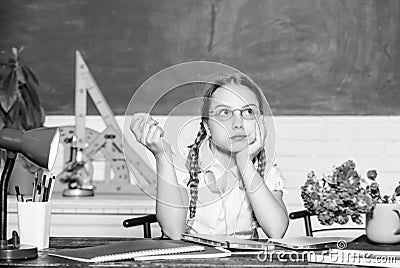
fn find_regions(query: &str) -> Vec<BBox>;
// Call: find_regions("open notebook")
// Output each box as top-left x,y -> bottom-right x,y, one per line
268,236 -> 355,250
181,233 -> 274,251
48,240 -> 204,263
182,233 -> 355,251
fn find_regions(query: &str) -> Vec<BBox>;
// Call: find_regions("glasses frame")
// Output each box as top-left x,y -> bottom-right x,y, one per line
209,105 -> 261,121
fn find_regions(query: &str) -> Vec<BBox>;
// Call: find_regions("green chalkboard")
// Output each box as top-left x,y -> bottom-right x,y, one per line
0,0 -> 399,115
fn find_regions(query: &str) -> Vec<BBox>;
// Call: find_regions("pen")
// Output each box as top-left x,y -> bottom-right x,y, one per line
42,186 -> 48,202
41,175 -> 47,202
46,176 -> 55,202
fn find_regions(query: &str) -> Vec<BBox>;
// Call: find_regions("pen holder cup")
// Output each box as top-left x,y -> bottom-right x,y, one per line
17,201 -> 52,250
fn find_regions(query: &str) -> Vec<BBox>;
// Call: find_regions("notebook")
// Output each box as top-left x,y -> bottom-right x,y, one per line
268,236 -> 355,250
134,245 -> 231,260
48,240 -> 204,263
181,233 -> 274,251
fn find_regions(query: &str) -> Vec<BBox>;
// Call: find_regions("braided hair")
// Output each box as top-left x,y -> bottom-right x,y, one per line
186,121 -> 208,219
185,73 -> 267,233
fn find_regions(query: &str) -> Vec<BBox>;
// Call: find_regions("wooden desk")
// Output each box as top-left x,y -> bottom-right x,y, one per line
7,193 -> 161,238
0,237 -> 350,267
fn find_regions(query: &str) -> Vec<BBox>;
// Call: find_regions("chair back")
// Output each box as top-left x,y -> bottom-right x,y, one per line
289,210 -> 365,237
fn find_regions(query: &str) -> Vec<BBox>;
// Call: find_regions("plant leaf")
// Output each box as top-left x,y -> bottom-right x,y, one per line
0,69 -> 18,112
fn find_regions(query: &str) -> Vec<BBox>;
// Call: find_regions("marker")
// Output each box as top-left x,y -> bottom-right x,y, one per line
15,185 -> 21,202
14,186 -> 24,202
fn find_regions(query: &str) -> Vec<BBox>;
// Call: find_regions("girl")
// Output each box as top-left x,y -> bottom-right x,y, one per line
131,74 -> 289,240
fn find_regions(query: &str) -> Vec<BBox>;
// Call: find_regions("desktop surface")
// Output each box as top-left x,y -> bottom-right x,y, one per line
0,237 -> 354,267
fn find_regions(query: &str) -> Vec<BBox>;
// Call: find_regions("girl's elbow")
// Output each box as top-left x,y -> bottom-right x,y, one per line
162,230 -> 183,240
158,219 -> 186,240
266,226 -> 287,239
263,217 -> 289,238
278,215 -> 290,237
273,226 -> 288,238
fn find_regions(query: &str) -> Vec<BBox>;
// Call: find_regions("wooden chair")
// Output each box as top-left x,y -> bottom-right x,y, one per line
123,214 -> 158,238
289,209 -> 364,237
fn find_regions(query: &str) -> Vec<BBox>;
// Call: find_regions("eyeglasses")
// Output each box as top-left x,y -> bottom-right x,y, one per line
209,105 -> 260,121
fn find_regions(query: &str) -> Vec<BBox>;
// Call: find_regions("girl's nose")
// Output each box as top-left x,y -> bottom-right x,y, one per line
231,111 -> 244,129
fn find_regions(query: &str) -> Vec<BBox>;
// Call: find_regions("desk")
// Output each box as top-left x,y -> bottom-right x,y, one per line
0,237 -> 352,267
7,193 -> 161,237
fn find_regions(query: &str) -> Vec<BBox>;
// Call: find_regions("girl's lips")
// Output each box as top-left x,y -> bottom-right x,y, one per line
230,135 -> 247,140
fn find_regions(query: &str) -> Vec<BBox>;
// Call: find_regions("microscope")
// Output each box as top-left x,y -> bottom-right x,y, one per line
59,135 -> 94,197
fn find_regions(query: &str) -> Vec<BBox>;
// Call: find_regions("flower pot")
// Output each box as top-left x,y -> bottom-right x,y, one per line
366,203 -> 400,244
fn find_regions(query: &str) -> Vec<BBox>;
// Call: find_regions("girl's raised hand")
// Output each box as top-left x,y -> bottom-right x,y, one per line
236,115 -> 267,162
130,113 -> 169,156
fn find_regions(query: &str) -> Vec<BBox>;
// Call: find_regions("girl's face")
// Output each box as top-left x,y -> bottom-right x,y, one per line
207,83 -> 261,154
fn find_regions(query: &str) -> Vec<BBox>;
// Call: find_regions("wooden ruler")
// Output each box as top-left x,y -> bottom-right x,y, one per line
57,51 -> 157,195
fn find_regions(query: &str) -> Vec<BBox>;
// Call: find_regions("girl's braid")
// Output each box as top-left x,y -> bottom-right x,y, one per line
251,148 -> 266,233
186,121 -> 207,219
256,148 -> 266,178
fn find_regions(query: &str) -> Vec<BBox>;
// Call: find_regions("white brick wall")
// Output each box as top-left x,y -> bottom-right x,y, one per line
44,115 -> 400,237
274,116 -> 400,237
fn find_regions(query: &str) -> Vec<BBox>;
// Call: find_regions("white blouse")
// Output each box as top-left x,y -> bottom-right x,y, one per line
177,140 -> 287,239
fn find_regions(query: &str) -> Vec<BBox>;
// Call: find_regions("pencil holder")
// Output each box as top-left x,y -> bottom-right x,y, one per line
17,201 -> 52,250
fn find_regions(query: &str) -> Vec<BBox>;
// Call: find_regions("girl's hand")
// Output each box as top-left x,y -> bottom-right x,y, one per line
130,113 -> 170,156
236,116 -> 267,162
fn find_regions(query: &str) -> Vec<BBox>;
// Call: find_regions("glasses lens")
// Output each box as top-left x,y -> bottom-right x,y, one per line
214,107 -> 232,120
241,107 -> 258,119
211,106 -> 260,121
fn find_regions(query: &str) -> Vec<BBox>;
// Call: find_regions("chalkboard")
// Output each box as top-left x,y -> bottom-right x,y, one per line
0,0 -> 399,115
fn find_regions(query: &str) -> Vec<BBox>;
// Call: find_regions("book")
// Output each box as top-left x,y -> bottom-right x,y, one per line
48,240 -> 204,263
308,235 -> 400,267
181,233 -> 274,251
268,236 -> 355,250
308,252 -> 399,267
329,235 -> 400,256
134,245 -> 231,260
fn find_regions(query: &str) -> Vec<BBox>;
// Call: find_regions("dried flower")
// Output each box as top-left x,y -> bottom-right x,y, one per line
367,170 -> 378,180
301,160 -> 380,226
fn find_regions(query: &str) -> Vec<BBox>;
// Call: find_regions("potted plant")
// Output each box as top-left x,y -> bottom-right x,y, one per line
301,160 -> 400,243
0,47 -> 46,195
